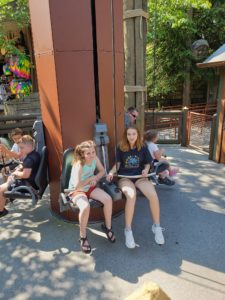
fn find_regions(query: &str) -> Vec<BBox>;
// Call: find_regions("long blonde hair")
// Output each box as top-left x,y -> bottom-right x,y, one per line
119,125 -> 143,152
73,140 -> 96,165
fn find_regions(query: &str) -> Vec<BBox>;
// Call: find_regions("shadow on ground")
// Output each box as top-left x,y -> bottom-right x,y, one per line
0,146 -> 225,300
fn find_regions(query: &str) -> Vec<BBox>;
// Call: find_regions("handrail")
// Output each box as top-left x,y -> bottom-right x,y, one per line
0,113 -> 41,134
0,113 -> 40,121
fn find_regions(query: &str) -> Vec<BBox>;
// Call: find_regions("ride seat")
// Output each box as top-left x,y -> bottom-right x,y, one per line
4,146 -> 48,205
59,148 -> 103,212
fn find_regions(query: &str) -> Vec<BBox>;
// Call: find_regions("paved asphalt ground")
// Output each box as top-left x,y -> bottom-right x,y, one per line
0,146 -> 225,300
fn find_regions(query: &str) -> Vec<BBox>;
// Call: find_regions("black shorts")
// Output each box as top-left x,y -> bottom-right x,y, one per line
130,178 -> 140,184
120,177 -> 145,184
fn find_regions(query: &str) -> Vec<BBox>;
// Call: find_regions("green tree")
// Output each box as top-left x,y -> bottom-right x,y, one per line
147,0 -> 225,106
0,0 -> 30,57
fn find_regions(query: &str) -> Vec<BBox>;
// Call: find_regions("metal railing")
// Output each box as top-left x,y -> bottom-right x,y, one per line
0,114 -> 40,135
188,111 -> 214,153
145,111 -> 182,143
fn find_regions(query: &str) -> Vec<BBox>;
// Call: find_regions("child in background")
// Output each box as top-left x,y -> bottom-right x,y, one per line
0,135 -> 40,218
0,128 -> 24,161
0,128 -> 24,180
144,130 -> 179,186
68,140 -> 115,254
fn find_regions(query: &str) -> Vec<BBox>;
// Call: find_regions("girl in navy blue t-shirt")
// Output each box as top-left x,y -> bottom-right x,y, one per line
107,125 -> 165,248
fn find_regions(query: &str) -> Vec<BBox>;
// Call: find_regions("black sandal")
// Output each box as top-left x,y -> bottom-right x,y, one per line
79,236 -> 92,254
101,224 -> 116,243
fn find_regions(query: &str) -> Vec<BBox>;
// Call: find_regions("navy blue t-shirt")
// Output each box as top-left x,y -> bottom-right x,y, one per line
116,146 -> 153,176
22,150 -> 40,188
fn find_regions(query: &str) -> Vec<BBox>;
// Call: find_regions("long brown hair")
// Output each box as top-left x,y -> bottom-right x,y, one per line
73,140 -> 96,165
119,125 -> 143,152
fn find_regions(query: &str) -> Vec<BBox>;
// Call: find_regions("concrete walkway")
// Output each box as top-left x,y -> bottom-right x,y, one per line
0,146 -> 225,300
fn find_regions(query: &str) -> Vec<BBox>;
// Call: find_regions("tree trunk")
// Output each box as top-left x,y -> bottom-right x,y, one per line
182,8 -> 193,107
182,63 -> 191,107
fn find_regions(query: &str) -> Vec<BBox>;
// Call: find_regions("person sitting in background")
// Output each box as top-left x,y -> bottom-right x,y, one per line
0,128 -> 23,161
0,135 -> 40,218
144,130 -> 179,186
124,107 -> 139,128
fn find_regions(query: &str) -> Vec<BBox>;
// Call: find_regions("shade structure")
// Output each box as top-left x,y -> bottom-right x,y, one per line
197,44 -> 225,68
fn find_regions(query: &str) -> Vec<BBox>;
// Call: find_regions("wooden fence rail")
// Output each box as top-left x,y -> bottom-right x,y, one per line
0,114 -> 41,135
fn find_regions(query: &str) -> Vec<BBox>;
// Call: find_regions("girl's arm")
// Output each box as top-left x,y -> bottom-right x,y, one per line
95,156 -> 106,180
109,162 -> 121,175
106,162 -> 121,181
142,164 -> 151,177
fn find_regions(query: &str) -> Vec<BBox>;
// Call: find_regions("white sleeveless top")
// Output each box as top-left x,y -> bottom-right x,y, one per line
68,160 -> 97,192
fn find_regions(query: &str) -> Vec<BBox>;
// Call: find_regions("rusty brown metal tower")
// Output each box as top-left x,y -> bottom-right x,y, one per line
29,0 -> 124,221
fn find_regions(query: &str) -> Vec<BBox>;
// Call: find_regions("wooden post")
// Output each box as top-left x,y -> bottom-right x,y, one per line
123,0 -> 135,108
215,100 -> 225,162
181,107 -> 189,146
135,0 -> 147,133
123,0 -> 148,133
209,113 -> 217,160
214,72 -> 225,162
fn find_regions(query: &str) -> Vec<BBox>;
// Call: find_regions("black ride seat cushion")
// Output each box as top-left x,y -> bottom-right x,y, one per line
4,146 -> 48,204
61,148 -> 74,192
8,179 -> 33,193
4,191 -> 33,199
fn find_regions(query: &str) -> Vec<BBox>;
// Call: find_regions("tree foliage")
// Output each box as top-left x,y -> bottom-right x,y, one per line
147,0 -> 225,99
0,0 -> 30,57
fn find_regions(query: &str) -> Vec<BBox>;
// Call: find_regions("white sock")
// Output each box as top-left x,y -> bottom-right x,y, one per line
125,227 -> 132,231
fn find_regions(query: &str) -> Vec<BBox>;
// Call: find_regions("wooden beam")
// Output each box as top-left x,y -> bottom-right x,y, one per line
134,0 -> 148,133
124,0 -> 135,108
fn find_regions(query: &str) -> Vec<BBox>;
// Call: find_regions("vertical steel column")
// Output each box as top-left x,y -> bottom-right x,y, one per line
29,0 -> 124,221
95,0 -> 124,164
29,0 -> 96,217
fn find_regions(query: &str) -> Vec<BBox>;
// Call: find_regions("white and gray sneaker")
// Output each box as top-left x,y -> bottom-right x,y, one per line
152,225 -> 165,245
124,228 -> 136,248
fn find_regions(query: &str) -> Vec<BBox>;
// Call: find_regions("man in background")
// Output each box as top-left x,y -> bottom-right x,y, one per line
124,107 -> 139,128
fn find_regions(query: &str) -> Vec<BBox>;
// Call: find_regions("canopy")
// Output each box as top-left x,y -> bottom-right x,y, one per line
197,44 -> 225,68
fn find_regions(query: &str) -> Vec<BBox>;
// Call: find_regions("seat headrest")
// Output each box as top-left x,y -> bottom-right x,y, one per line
35,146 -> 48,197
60,148 -> 74,192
